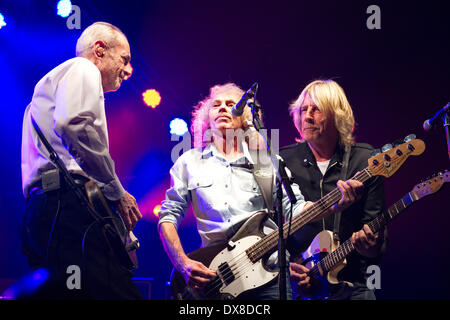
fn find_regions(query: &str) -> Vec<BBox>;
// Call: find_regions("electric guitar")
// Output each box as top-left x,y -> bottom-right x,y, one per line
296,169 -> 449,300
170,136 -> 425,300
85,181 -> 140,270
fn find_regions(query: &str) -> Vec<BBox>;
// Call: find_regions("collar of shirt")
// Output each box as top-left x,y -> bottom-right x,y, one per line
201,141 -> 255,167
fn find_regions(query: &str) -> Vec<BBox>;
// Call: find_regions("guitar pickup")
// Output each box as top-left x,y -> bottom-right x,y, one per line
218,262 -> 234,285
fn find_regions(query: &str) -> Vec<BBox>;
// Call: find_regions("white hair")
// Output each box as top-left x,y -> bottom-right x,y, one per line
76,22 -> 126,57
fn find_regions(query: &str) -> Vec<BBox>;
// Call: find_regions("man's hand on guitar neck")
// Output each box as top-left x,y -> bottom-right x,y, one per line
117,191 -> 142,231
309,178 -> 364,222
351,224 -> 385,258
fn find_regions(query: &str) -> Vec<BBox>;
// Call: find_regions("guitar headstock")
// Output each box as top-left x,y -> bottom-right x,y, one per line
412,170 -> 449,200
368,134 -> 426,178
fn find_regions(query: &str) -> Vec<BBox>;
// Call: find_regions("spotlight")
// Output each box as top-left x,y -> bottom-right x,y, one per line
170,118 -> 188,136
2,268 -> 51,299
153,204 -> 161,217
0,13 -> 6,29
142,89 -> 162,108
57,0 -> 72,18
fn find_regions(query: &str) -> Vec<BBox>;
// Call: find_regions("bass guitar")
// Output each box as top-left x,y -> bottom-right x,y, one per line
170,137 -> 425,300
296,169 -> 449,300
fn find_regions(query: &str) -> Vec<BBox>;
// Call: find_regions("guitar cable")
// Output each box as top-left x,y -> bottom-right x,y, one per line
45,189 -> 62,267
81,215 -> 126,275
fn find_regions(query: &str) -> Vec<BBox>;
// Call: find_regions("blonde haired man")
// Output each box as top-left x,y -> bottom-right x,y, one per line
280,79 -> 387,300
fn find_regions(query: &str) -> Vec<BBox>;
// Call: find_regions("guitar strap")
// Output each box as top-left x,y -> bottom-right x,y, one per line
29,115 -> 134,269
30,115 -> 106,223
333,145 -> 351,242
249,148 -> 275,217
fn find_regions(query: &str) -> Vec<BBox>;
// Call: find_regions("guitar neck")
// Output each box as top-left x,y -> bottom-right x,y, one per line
316,191 -> 416,274
247,168 -> 374,263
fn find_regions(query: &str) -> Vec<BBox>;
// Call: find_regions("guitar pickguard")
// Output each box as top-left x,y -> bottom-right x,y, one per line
297,230 -> 352,300
209,235 -> 279,298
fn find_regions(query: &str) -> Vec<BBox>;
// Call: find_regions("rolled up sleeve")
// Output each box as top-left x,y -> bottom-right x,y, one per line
158,158 -> 192,230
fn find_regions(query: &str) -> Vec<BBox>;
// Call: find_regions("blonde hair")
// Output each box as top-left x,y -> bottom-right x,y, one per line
191,83 -> 257,148
76,22 -> 126,57
289,79 -> 355,147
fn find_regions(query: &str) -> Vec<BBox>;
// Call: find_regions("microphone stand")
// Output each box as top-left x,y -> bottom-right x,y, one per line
444,113 -> 450,161
248,101 -> 297,300
424,102 -> 450,161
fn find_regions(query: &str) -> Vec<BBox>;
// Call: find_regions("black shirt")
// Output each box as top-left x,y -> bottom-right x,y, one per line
280,142 -> 387,284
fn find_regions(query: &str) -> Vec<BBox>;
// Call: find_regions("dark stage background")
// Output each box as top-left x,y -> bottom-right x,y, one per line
0,0 -> 449,300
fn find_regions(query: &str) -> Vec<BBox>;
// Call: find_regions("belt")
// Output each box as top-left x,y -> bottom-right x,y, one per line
28,172 -> 90,197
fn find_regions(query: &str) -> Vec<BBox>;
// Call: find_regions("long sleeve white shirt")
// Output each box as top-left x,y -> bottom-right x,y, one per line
21,57 -> 125,201
158,143 -> 308,247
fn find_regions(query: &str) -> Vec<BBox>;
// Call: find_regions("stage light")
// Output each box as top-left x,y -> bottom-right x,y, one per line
142,89 -> 162,108
153,204 -> 161,217
170,118 -> 188,136
0,13 -> 6,29
57,0 -> 72,18
2,268 -> 51,299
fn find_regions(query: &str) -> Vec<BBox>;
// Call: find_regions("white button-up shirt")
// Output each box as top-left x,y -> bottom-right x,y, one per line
158,143 -> 308,248
21,57 -> 125,201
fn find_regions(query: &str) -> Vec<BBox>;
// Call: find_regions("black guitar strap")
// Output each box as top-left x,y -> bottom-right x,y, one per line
30,115 -> 134,269
30,115 -> 103,222
333,145 -> 351,242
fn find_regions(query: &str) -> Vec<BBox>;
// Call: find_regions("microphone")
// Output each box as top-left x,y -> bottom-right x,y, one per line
423,103 -> 450,132
231,83 -> 258,117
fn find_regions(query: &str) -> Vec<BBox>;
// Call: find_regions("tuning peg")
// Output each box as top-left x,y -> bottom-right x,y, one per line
370,149 -> 381,157
404,134 -> 416,142
382,144 -> 393,152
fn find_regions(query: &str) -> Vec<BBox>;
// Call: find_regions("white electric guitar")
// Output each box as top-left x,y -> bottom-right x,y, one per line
295,169 -> 449,300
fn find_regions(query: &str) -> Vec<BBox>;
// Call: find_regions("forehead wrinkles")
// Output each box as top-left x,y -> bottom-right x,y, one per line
210,92 -> 239,107
302,90 -> 332,121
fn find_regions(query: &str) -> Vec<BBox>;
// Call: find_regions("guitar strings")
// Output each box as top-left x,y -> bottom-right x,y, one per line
311,194 -> 412,277
198,182 -> 353,297
196,167 -> 375,298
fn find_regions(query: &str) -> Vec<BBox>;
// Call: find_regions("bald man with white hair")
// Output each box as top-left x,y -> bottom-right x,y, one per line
20,22 -> 142,299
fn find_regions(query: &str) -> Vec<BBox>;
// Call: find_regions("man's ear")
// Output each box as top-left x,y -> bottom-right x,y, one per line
93,40 -> 107,58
